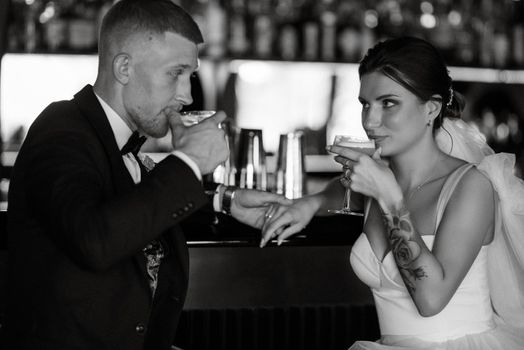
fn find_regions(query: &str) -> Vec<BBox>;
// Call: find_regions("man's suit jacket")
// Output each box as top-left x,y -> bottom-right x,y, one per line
6,85 -> 208,350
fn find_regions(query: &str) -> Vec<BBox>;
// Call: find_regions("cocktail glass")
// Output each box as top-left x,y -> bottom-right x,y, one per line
180,110 -> 216,126
328,135 -> 375,216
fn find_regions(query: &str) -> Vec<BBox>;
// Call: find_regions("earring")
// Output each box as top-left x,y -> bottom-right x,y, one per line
427,120 -> 432,127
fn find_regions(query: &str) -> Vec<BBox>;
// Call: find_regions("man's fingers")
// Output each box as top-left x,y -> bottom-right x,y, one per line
210,110 -> 227,125
168,112 -> 184,128
277,196 -> 293,205
247,191 -> 292,207
261,192 -> 292,205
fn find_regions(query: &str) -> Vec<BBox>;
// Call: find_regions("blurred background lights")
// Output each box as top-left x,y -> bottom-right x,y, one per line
420,1 -> 434,13
364,10 -> 379,28
420,13 -> 437,28
448,10 -> 462,26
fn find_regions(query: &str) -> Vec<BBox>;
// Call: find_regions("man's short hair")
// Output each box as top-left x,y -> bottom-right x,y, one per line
99,0 -> 204,55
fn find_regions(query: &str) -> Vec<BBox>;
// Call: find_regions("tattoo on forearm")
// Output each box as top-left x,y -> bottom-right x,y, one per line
382,204 -> 428,293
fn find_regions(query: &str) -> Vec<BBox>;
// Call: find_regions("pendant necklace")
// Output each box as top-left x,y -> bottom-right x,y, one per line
406,155 -> 446,200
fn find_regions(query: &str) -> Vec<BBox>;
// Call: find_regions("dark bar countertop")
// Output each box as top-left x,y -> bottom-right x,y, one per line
181,208 -> 364,247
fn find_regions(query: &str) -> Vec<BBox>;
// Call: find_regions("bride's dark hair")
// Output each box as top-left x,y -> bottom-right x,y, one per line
358,36 -> 465,130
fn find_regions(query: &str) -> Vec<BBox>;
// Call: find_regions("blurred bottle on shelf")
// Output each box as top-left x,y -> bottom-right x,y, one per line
336,1 -> 362,62
41,0 -> 67,52
511,0 -> 524,68
66,0 -> 99,52
204,0 -> 227,58
491,0 -> 511,69
453,0 -> 477,67
275,0 -> 300,60
227,0 -> 249,57
251,0 -> 274,58
301,0 -> 319,61
23,0 -> 42,52
428,0 -> 456,64
360,7 -> 378,59
318,0 -> 337,62
5,0 -> 524,69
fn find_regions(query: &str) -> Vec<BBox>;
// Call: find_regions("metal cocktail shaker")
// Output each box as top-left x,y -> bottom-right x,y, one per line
237,128 -> 267,190
212,119 -> 237,186
275,131 -> 306,199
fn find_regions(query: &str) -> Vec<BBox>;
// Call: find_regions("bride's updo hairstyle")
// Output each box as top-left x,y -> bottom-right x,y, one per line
358,36 -> 465,130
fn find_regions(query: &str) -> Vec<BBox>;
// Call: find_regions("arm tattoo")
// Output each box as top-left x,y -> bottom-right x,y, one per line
382,204 -> 428,293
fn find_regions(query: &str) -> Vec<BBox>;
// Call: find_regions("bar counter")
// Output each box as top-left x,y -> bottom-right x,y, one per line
181,211 -> 372,307
174,211 -> 379,349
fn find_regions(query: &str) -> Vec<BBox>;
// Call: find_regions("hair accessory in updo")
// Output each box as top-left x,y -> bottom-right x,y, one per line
447,87 -> 454,108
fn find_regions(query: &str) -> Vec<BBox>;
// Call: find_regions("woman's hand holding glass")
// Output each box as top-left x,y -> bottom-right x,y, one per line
327,136 -> 376,215
329,145 -> 402,213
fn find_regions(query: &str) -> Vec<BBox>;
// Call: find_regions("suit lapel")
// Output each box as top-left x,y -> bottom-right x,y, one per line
72,85 -> 150,293
72,85 -> 135,193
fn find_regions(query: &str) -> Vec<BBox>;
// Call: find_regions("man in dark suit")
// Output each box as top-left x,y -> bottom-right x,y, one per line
6,1 -> 289,349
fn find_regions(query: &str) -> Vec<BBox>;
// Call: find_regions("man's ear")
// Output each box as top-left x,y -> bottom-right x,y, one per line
426,95 -> 443,123
113,53 -> 130,85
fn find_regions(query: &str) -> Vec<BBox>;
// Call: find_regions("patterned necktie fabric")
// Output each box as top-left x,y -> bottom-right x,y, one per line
121,131 -> 164,298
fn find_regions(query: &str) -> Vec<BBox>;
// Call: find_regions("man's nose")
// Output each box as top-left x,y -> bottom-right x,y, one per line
175,79 -> 193,106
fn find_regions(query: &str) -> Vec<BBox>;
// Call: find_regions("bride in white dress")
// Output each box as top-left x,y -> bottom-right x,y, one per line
260,37 -> 524,349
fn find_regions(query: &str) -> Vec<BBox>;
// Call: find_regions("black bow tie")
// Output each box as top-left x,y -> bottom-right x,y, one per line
120,131 -> 147,156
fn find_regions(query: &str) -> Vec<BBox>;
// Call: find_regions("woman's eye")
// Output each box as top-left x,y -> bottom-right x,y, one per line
382,100 -> 395,108
361,102 -> 370,110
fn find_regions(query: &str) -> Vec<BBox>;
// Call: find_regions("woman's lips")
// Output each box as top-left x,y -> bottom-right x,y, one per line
368,135 -> 388,144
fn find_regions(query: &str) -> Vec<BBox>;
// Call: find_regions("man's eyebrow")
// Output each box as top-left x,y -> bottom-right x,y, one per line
170,63 -> 199,72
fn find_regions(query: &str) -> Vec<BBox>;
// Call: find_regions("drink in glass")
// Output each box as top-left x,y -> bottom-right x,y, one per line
180,110 -> 216,126
328,135 -> 375,216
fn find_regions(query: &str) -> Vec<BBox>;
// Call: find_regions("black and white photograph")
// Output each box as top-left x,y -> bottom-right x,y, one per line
1,1 -> 524,349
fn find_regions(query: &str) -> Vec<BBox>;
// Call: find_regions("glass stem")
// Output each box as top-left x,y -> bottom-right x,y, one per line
343,187 -> 352,210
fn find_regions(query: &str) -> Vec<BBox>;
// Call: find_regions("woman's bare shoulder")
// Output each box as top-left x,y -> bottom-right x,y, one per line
451,165 -> 495,205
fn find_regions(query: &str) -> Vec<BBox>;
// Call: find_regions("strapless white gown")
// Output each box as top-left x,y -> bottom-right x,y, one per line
350,234 -> 521,349
348,158 -> 524,349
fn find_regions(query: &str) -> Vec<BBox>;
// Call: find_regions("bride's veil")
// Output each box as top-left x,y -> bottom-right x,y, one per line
436,118 -> 524,328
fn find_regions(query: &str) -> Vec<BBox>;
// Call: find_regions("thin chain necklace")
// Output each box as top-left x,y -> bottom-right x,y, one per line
406,154 -> 446,200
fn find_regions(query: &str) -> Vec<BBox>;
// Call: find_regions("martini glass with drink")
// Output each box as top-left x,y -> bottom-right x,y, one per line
180,110 -> 216,126
328,135 -> 376,216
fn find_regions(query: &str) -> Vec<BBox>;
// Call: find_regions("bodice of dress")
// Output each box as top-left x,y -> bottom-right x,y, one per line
350,234 -> 495,342
348,163 -> 498,343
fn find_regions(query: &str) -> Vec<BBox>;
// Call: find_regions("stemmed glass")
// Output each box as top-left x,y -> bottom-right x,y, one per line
180,110 -> 216,126
328,135 -> 375,216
